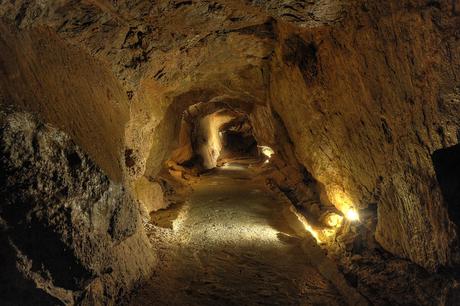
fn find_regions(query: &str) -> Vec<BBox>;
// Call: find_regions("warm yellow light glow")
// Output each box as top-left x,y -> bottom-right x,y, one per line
290,208 -> 321,242
321,228 -> 335,238
258,145 -> 274,159
171,201 -> 279,245
221,163 -> 246,171
303,223 -> 321,242
325,213 -> 343,228
345,209 -> 360,221
331,190 -> 353,212
328,189 -> 360,222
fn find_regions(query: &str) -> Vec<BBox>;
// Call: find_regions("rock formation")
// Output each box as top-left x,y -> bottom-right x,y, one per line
1,0 -> 460,304
0,111 -> 155,304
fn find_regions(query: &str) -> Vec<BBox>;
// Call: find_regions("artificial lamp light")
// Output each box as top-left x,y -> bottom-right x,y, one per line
258,145 -> 274,159
345,209 -> 360,221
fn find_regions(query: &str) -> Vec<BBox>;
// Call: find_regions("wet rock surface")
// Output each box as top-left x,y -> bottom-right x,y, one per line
0,112 -> 155,305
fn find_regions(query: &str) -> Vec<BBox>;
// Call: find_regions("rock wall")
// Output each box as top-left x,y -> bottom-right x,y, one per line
0,22 -> 129,182
0,111 -> 155,305
268,0 -> 460,271
194,112 -> 235,169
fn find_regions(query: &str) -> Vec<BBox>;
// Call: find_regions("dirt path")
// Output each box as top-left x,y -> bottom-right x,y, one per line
128,166 -> 356,306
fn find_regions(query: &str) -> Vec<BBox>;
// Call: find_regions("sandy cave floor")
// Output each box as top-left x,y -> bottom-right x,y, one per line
127,164 -> 347,306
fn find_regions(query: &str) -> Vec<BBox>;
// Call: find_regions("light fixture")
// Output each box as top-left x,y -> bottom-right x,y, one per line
345,208 -> 359,221
330,190 -> 360,223
258,145 -> 274,160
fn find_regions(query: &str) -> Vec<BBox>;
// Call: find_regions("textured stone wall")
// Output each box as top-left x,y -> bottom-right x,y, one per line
0,22 -> 129,182
268,0 -> 460,271
0,111 -> 155,304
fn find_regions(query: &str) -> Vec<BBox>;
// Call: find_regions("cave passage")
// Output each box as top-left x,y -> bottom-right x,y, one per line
127,103 -> 363,305
166,103 -> 267,175
129,165 -> 347,305
3,1 -> 460,304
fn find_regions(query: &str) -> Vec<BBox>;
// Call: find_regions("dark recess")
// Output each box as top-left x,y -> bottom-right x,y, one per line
432,144 -> 460,227
283,35 -> 318,84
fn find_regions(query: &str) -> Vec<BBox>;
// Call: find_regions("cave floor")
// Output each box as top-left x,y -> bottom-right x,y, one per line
128,164 -> 347,305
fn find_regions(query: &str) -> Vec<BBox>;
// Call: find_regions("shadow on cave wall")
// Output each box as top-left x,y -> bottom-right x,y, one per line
432,144 -> 460,228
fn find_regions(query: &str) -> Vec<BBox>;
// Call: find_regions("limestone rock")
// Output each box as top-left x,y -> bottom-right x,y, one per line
134,177 -> 166,215
0,111 -> 155,305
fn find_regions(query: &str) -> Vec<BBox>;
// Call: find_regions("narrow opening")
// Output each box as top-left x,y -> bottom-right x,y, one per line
168,103 -> 264,174
217,116 -> 259,166
432,144 -> 460,226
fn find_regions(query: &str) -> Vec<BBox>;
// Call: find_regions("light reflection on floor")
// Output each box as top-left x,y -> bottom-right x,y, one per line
131,165 -> 346,306
175,166 -> 282,246
220,162 -> 248,171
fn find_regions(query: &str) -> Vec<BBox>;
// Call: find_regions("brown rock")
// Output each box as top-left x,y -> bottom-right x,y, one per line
0,112 -> 155,304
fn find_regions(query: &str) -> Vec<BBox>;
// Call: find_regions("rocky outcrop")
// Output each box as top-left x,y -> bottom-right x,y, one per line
134,177 -> 166,215
0,111 -> 155,305
339,252 -> 460,306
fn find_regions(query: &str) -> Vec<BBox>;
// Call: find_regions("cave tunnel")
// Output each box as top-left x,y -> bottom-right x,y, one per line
168,102 -> 265,172
1,1 -> 460,305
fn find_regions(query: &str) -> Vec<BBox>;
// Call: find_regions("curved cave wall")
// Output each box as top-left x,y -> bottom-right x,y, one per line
0,22 -> 129,182
177,105 -> 257,170
185,110 -> 235,170
0,0 -> 460,303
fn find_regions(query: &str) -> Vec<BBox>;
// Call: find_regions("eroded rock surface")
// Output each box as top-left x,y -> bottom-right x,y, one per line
1,0 -> 455,271
0,111 -> 155,305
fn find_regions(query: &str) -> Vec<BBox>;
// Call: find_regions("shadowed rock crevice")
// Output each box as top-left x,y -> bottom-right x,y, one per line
432,144 -> 460,230
283,35 -> 318,84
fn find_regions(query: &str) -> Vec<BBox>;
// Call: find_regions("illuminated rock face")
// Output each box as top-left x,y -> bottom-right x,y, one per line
194,112 -> 235,169
134,177 -> 166,214
0,22 -> 129,182
268,3 -> 460,270
0,0 -> 460,301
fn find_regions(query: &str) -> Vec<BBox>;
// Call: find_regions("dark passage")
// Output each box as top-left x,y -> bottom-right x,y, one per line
432,143 -> 460,227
